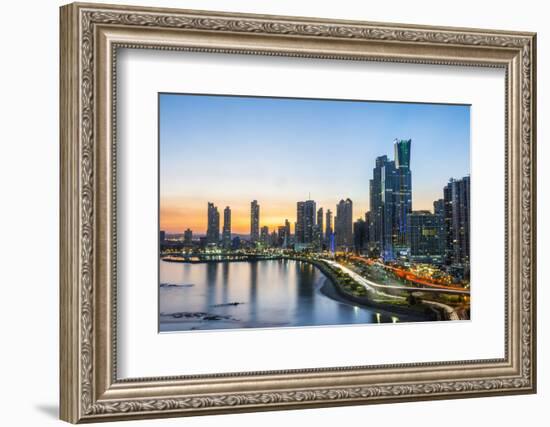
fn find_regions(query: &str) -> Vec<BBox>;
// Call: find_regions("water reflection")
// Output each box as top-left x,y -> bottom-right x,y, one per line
159,259 -> 394,332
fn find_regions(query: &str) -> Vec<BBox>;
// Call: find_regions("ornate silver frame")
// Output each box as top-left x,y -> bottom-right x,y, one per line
60,2 -> 537,423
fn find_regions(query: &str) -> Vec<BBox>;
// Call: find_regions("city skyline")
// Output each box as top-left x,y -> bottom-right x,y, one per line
160,93 -> 470,234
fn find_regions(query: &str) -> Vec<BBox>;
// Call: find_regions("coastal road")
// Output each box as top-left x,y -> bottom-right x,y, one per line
323,260 -> 470,295
323,260 -> 462,321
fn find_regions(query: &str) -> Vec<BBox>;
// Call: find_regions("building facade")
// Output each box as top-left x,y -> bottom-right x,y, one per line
250,200 -> 260,244
407,210 -> 443,262
296,200 -> 316,245
325,209 -> 333,247
317,207 -> 324,247
206,202 -> 220,245
443,176 -> 470,272
393,139 -> 413,255
183,228 -> 193,245
353,218 -> 367,254
222,206 -> 231,249
367,139 -> 413,261
335,198 -> 353,250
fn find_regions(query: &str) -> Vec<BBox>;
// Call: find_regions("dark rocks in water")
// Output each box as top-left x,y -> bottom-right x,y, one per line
211,302 -> 244,307
161,311 -> 233,321
160,283 -> 195,288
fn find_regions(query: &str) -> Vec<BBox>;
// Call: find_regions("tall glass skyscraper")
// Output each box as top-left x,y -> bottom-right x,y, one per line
222,206 -> 231,249
368,139 -> 413,261
335,198 -> 353,250
250,200 -> 260,243
325,209 -> 333,246
393,139 -> 413,254
206,202 -> 220,245
296,200 -> 316,244
407,210 -> 441,262
317,207 -> 324,244
443,176 -> 470,270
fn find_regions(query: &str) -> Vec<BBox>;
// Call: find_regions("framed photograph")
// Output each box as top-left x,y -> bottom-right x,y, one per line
60,2 -> 537,423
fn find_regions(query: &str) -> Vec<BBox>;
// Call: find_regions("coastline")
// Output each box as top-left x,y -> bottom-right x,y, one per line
318,277 -> 434,322
161,255 -> 444,322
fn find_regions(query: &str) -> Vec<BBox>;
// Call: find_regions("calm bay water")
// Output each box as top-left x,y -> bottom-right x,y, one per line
159,259 -> 397,332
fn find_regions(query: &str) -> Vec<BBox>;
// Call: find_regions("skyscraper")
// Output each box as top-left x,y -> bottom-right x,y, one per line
407,210 -> 442,262
222,206 -> 231,249
296,200 -> 316,244
325,209 -> 333,245
260,225 -> 269,247
353,218 -> 367,253
335,198 -> 353,250
369,155 -> 391,257
159,230 -> 166,243
317,207 -> 324,246
284,219 -> 291,247
183,228 -> 193,246
206,202 -> 220,246
368,140 -> 413,261
433,199 -> 446,258
443,176 -> 470,270
277,226 -> 286,247
394,139 -> 413,254
250,200 -> 260,243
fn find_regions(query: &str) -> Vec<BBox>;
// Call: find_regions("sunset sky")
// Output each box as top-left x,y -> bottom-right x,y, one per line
159,93 -> 470,235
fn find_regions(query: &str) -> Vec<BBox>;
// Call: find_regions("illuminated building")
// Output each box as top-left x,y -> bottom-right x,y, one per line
443,176 -> 470,273
433,199 -> 446,257
296,200 -> 316,245
260,225 -> 269,247
250,200 -> 260,243
335,198 -> 353,250
407,210 -> 442,262
231,236 -> 241,250
393,139 -> 413,256
284,219 -> 291,247
183,228 -> 193,245
277,226 -> 287,247
369,154 -> 397,260
368,139 -> 413,261
222,206 -> 231,249
206,202 -> 220,246
353,218 -> 367,253
325,209 -> 333,246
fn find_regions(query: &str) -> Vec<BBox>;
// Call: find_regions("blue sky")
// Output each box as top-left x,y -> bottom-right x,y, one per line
159,93 -> 470,234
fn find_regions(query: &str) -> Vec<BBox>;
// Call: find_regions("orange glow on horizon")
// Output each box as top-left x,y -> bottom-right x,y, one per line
160,196 -> 439,235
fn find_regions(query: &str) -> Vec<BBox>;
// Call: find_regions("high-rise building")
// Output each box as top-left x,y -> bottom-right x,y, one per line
325,209 -> 333,245
443,176 -> 470,270
393,139 -> 413,254
433,199 -> 446,258
369,139 -> 413,261
231,236 -> 241,251
260,225 -> 269,247
270,230 -> 278,247
369,155 -> 392,258
159,230 -> 166,243
335,198 -> 353,250
250,200 -> 260,243
206,202 -> 220,246
296,200 -> 316,244
183,228 -> 193,245
277,226 -> 286,247
407,210 -> 442,262
317,207 -> 324,245
353,218 -> 367,253
284,219 -> 291,247
222,206 -> 231,249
